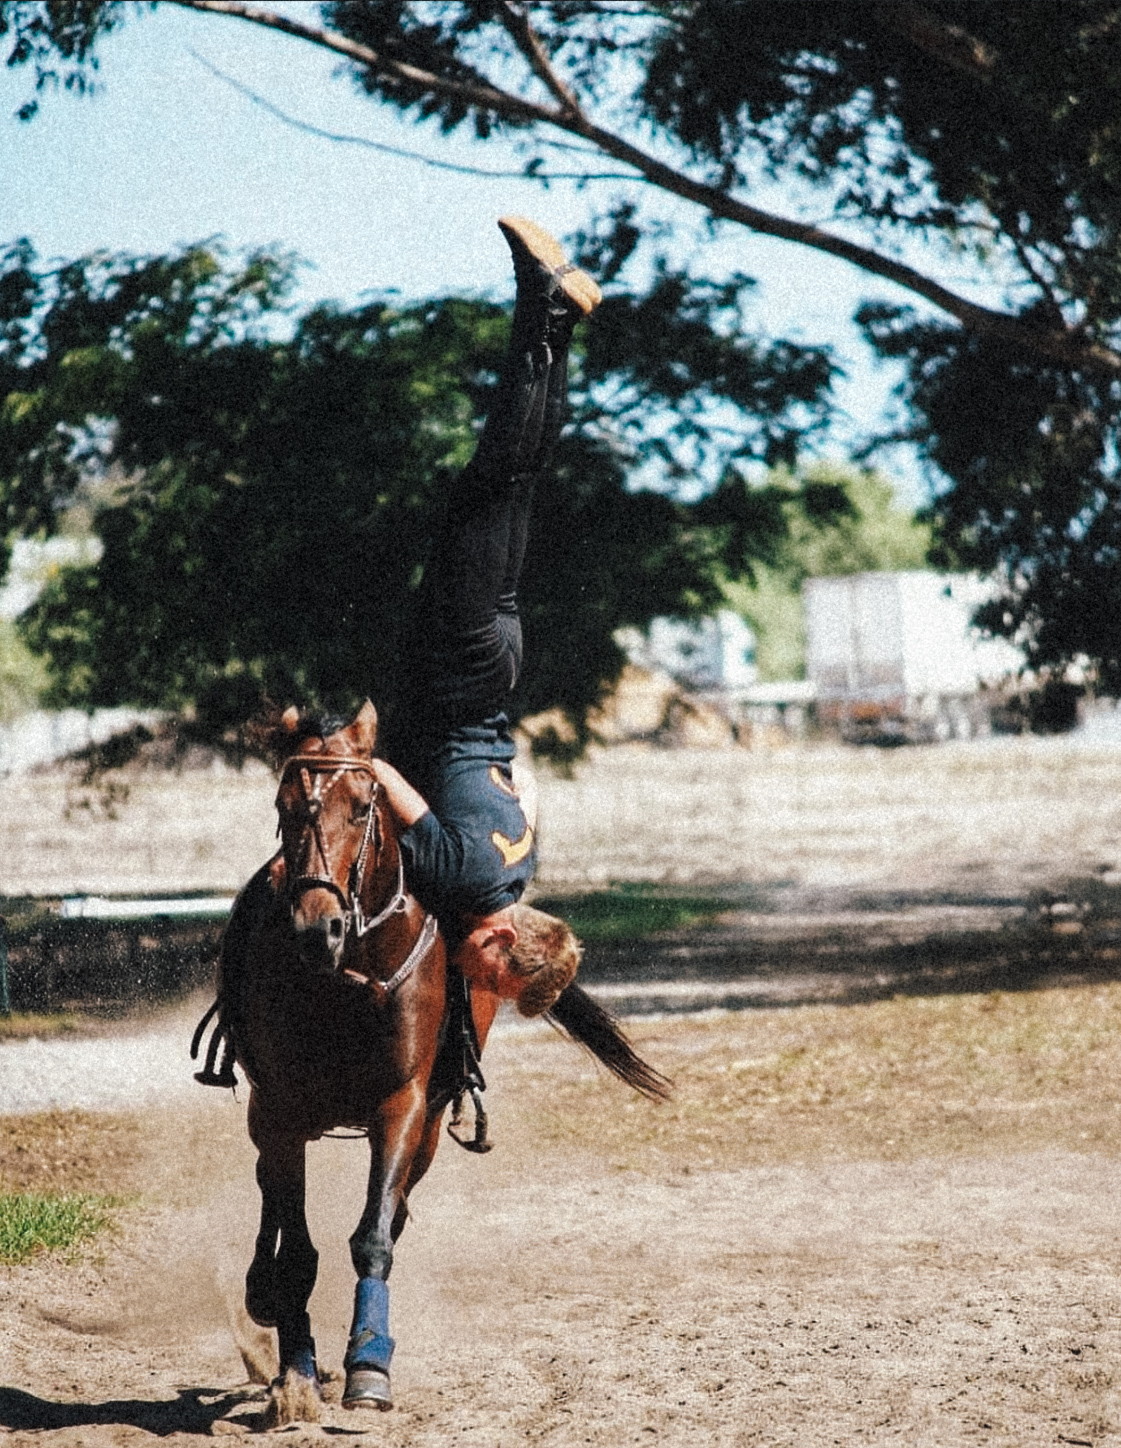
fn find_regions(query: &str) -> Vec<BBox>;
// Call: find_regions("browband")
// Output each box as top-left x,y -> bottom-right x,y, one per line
279,753 -> 376,779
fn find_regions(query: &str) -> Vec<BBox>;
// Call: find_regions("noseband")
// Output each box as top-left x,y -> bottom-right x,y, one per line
277,754 -> 408,940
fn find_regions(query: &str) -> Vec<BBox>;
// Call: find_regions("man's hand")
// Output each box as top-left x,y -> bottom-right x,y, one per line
370,759 -> 431,829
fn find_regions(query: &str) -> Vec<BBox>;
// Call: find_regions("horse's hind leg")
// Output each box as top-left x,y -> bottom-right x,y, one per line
342,1080 -> 429,1411
247,1102 -> 321,1422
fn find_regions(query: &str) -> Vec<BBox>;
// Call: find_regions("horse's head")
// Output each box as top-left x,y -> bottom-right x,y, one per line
272,700 -> 383,974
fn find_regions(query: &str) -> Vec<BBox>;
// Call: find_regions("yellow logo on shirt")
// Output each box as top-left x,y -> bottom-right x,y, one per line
488,765 -> 519,799
491,825 -> 534,868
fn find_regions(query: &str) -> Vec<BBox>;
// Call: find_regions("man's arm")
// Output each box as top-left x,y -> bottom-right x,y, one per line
371,759 -> 431,828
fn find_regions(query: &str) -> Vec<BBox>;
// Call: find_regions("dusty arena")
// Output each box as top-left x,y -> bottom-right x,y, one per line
3,735 -> 1121,1445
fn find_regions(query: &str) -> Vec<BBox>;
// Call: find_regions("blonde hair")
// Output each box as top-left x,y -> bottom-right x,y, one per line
508,904 -> 582,1017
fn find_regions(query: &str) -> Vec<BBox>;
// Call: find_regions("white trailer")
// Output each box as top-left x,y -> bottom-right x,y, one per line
803,572 -> 1022,741
618,610 -> 758,692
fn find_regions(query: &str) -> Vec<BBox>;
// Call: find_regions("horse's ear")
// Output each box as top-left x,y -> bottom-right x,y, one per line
281,706 -> 300,733
352,699 -> 378,753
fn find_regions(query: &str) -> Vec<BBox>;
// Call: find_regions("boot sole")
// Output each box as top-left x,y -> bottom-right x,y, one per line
498,215 -> 602,315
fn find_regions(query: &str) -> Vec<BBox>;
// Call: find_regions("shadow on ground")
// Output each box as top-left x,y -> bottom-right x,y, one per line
0,1385 -> 260,1436
7,877 -> 1121,1024
542,875 -> 1121,1014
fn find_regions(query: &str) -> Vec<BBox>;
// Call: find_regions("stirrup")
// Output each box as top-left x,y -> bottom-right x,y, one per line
445,975 -> 493,1151
190,997 -> 239,1089
447,1084 -> 492,1153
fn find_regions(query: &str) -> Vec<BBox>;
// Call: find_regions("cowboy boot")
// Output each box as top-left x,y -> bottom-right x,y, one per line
497,215 -> 602,319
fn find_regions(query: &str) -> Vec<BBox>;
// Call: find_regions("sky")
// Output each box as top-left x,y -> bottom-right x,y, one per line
0,2 -> 948,504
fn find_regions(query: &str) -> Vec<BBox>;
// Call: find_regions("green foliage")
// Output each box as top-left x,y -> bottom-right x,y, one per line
0,1190 -> 118,1263
776,467 -> 933,581
0,614 -> 47,719
322,1 -> 1121,687
2,240 -> 834,739
0,1009 -> 82,1040
8,1 -> 1121,686
860,307 -> 1121,689
577,249 -> 834,474
723,464 -> 933,681
0,1 -> 128,120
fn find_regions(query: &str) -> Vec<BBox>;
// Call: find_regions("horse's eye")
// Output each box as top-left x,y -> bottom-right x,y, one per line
351,797 -> 371,825
278,792 -> 311,825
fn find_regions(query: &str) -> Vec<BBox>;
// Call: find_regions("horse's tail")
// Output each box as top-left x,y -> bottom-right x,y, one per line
546,983 -> 672,1101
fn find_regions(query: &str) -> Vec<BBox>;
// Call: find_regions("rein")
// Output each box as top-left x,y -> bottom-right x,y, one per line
277,752 -> 428,996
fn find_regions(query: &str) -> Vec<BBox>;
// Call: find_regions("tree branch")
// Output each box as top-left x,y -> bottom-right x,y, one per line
170,0 -> 559,125
1006,231 -> 1066,323
496,0 -> 583,118
166,0 -> 1121,376
871,2 -> 998,81
563,115 -> 1121,374
189,49 -> 635,182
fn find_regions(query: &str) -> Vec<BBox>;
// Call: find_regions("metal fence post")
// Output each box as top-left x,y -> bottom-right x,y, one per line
0,917 -> 10,1017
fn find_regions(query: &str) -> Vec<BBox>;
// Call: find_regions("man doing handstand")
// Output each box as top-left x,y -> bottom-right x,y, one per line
373,217 -> 601,1019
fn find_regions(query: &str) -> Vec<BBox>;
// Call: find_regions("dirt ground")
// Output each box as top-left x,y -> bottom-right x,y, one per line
5,737 -> 1121,1446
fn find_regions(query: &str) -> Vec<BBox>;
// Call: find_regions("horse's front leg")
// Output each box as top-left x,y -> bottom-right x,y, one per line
342,1078 -> 428,1412
247,1097 -> 321,1422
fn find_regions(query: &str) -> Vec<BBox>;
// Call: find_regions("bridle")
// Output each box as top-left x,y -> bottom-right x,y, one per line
276,753 -> 409,943
275,750 -> 439,1002
189,739 -> 444,1093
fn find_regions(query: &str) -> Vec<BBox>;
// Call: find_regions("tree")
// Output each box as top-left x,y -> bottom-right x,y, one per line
0,617 -> 47,719
6,3 -> 1121,682
722,464 -> 933,681
2,238 -> 836,743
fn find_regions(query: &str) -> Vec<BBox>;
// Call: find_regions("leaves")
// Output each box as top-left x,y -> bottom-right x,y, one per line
3,240 -> 833,739
857,298 -> 1121,685
8,0 -> 1121,688
723,464 -> 933,682
0,0 -> 129,120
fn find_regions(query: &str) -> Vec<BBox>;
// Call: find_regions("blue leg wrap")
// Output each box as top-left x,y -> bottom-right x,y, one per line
283,1342 -> 317,1382
344,1278 -> 395,1374
277,1311 -> 317,1381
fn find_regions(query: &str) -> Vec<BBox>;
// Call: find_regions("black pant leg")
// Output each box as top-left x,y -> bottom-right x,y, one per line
389,285 -> 575,769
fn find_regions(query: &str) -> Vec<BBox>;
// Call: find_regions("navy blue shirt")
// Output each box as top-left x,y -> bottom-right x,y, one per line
397,714 -> 535,939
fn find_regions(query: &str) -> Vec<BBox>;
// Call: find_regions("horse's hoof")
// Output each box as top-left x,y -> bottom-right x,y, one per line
342,1367 -> 393,1411
264,1365 -> 323,1429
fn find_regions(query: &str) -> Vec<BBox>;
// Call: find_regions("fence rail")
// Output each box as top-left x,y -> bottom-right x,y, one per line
0,895 -> 232,1013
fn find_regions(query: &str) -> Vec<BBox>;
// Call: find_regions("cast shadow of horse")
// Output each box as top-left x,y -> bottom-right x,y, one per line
0,1385 -> 256,1437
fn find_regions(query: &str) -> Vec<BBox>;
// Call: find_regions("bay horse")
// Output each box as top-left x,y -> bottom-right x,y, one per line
191,700 -> 669,1426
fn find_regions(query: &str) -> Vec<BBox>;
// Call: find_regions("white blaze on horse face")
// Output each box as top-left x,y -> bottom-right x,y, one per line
277,760 -> 377,971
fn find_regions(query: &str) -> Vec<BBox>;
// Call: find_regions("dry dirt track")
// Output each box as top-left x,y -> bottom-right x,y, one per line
6,737 -> 1121,1445
3,1005 -> 1121,1448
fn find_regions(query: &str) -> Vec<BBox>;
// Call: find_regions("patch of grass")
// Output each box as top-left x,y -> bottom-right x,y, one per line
0,1191 -> 121,1264
0,1012 -> 85,1042
533,885 -> 748,942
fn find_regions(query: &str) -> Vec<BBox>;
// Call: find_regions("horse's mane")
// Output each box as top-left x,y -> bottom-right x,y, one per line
244,703 -> 352,769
